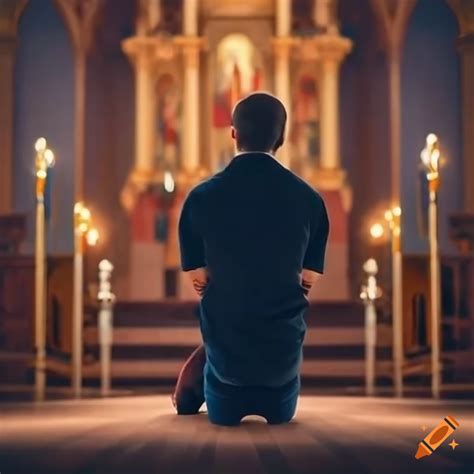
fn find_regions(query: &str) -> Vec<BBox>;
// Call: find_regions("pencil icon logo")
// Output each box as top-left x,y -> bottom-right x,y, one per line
415,415 -> 460,459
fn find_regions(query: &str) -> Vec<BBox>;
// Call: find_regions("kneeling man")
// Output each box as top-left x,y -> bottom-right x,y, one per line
174,92 -> 329,426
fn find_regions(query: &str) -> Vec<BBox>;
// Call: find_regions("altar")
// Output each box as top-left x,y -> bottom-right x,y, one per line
120,0 -> 353,302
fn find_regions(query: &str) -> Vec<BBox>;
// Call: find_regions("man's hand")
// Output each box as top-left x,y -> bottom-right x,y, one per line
187,267 -> 209,297
301,268 -> 320,295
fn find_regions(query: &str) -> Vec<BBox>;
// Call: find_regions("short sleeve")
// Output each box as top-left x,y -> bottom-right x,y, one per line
178,192 -> 206,271
302,197 -> 330,274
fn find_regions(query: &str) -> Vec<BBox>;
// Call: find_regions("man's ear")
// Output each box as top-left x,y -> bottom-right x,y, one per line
273,125 -> 285,152
231,127 -> 237,141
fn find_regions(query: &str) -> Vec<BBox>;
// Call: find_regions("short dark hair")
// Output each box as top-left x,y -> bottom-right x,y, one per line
231,92 -> 287,152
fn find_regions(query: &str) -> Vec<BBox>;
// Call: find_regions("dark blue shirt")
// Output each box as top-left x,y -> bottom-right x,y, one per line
178,152 -> 329,387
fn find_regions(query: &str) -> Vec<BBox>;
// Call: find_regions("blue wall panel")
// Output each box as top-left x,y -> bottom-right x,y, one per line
401,0 -> 462,254
14,0 -> 75,254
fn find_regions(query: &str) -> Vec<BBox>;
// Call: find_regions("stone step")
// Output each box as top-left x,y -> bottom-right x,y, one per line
82,344 -> 393,361
88,300 -> 367,328
84,325 -> 393,347
46,357 -> 395,379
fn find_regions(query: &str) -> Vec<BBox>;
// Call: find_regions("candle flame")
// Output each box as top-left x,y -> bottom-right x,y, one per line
35,137 -> 47,152
164,171 -> 175,193
86,228 -> 99,246
370,223 -> 384,239
44,149 -> 55,167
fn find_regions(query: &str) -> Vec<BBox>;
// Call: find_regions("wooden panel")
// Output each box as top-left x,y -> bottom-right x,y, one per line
47,256 -> 74,352
0,256 -> 35,352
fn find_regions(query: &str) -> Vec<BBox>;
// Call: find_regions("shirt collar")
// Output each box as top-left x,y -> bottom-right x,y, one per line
234,150 -> 275,158
224,151 -> 280,174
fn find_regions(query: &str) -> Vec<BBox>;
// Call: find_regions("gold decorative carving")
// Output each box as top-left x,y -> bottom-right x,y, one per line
174,36 -> 206,68
122,35 -> 177,68
299,34 -> 352,63
271,36 -> 299,59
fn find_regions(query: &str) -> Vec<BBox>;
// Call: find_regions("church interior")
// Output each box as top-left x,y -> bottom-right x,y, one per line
0,0 -> 473,473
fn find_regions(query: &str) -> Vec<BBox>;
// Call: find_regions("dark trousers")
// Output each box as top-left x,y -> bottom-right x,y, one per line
203,362 -> 300,426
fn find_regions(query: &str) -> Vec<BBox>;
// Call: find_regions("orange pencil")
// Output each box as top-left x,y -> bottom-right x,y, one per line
415,415 -> 460,459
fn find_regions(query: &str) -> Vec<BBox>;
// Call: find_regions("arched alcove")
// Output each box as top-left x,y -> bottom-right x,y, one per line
401,0 -> 462,254
13,0 -> 75,254
212,33 -> 264,171
155,73 -> 181,172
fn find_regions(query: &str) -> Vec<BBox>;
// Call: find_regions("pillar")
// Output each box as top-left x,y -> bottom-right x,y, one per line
313,0 -> 339,33
181,37 -> 202,177
176,0 -> 204,182
122,37 -> 156,186
315,35 -> 352,182
272,38 -> 293,169
273,0 -> 292,169
134,50 -> 155,178
74,50 -> 86,201
297,32 -> 352,301
0,37 -> 16,212
457,33 -> 474,212
0,0 -> 27,213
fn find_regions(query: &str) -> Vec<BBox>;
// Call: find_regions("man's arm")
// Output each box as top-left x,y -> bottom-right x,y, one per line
178,192 -> 208,297
301,196 -> 330,294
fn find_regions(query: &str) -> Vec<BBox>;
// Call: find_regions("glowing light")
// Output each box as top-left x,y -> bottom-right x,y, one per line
44,149 -> 55,167
86,228 -> 99,246
426,133 -> 438,146
384,210 -> 393,222
99,259 -> 113,272
80,207 -> 91,221
74,202 -> 84,214
36,169 -> 47,179
392,206 -> 402,217
35,137 -> 47,152
370,223 -> 384,239
164,171 -> 175,193
363,258 -> 378,274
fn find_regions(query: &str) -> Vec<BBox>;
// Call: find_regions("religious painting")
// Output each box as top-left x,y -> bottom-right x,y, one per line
155,73 -> 181,172
290,73 -> 320,168
213,34 -> 263,171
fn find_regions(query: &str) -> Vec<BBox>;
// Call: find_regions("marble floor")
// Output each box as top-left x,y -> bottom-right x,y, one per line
0,395 -> 473,474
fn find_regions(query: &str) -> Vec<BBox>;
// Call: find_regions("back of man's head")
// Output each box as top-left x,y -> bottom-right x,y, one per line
231,92 -> 287,153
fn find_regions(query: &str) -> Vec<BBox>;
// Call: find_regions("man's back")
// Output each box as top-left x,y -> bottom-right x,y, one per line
179,151 -> 329,387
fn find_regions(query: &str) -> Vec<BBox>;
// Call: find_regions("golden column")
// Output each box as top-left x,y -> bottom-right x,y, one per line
312,35 -> 352,186
175,0 -> 205,183
272,0 -> 293,169
34,138 -> 55,402
420,133 -> 442,399
122,36 -> 158,188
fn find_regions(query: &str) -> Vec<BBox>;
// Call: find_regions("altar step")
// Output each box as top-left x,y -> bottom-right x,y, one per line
39,300 -> 404,389
46,357 -> 395,381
